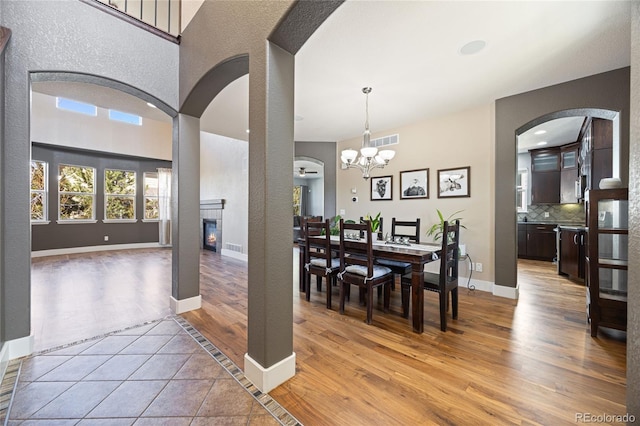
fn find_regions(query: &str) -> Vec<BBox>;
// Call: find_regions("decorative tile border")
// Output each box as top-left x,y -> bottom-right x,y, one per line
0,315 -> 301,426
0,359 -> 21,423
174,316 -> 302,426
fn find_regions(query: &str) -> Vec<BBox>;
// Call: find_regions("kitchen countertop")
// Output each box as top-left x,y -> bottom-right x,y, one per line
517,221 -> 586,229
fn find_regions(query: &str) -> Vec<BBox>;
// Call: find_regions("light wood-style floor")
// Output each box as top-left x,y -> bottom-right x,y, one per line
184,251 -> 627,425
31,249 -> 626,425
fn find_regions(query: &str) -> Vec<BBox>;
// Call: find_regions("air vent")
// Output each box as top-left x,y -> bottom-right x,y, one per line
225,243 -> 243,253
370,134 -> 399,148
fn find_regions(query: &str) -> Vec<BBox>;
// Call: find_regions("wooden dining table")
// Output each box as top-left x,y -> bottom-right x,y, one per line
298,236 -> 440,333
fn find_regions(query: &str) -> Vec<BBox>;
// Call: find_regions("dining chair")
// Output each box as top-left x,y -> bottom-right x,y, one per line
377,218 -> 421,277
304,219 -> 340,309
337,219 -> 393,324
400,220 -> 460,331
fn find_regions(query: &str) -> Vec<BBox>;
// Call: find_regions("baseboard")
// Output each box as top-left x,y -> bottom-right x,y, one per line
170,295 -> 202,314
493,283 -> 519,299
31,242 -> 164,258
244,352 -> 296,393
0,334 -> 34,379
221,249 -> 248,262
459,276 -> 494,293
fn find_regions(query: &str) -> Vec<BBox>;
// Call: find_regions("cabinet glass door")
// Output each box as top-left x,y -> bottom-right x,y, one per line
532,152 -> 558,171
562,150 -> 577,169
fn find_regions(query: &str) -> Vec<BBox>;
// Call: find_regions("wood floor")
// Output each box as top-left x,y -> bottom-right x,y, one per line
183,251 -> 627,425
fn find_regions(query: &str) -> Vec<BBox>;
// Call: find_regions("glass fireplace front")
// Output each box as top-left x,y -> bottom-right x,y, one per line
203,219 -> 218,251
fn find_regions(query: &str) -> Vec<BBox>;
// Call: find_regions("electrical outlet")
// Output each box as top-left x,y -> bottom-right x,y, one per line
544,212 -> 550,218
104,235 -> 109,242
340,209 -> 346,215
476,262 -> 483,272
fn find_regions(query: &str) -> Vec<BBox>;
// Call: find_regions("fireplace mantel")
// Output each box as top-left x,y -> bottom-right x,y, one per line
200,199 -> 225,210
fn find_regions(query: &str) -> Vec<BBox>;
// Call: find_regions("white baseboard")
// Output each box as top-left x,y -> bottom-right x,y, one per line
493,283 -> 519,299
0,333 -> 34,366
244,352 -> 296,393
221,249 -> 248,262
170,295 -> 202,314
31,242 -> 163,258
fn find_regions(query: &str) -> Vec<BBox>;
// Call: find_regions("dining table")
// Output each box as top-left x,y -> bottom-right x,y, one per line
298,236 -> 441,334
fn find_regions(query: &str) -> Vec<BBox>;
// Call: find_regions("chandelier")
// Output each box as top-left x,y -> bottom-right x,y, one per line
340,87 -> 395,180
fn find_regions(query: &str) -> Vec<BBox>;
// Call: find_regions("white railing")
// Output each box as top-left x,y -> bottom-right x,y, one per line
98,0 -> 181,37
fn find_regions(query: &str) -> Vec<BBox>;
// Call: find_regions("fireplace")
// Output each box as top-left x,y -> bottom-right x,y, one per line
203,219 -> 218,251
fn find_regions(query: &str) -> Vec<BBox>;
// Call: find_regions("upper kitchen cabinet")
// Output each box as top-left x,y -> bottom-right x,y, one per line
581,117 -> 613,192
530,148 -> 560,204
560,143 -> 580,204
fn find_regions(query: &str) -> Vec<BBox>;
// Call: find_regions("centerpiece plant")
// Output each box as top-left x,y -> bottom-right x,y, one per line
426,209 -> 466,243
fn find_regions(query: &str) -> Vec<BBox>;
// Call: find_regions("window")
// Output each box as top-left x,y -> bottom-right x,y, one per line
517,169 -> 528,212
56,97 -> 97,116
105,169 -> 136,220
143,172 -> 159,220
59,164 -> 96,220
109,109 -> 142,125
30,160 -> 48,222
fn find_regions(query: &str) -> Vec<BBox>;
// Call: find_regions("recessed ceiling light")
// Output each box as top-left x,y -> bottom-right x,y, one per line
534,130 -> 546,135
537,141 -> 548,146
246,129 -> 250,134
146,102 -> 157,108
459,40 -> 486,56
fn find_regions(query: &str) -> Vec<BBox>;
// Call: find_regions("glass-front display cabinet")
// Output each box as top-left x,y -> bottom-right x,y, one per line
585,188 -> 628,337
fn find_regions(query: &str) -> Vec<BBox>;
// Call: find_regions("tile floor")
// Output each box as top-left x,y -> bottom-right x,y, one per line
3,317 -> 301,425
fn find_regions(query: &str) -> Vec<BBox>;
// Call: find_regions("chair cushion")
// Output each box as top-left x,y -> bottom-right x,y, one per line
345,264 -> 392,279
310,257 -> 340,269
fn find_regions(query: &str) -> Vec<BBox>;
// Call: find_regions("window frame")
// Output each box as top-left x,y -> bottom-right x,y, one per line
30,160 -> 49,224
57,163 -> 97,223
104,168 -> 138,223
517,168 -> 528,213
143,171 -> 160,222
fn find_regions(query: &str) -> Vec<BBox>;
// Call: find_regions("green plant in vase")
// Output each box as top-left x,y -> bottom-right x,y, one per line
364,212 -> 381,239
426,209 -> 466,243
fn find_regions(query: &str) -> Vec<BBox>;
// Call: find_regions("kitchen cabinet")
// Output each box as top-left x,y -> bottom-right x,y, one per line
558,227 -> 585,280
560,143 -> 580,204
518,223 -> 557,261
530,148 -> 560,204
581,118 -> 613,191
585,188 -> 627,337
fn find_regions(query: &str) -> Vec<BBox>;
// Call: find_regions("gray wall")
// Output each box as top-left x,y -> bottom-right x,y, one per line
628,2 -> 639,417
31,144 -> 171,251
0,27 -> 9,348
495,67 -> 630,289
0,0 -> 178,341
295,141 -> 337,220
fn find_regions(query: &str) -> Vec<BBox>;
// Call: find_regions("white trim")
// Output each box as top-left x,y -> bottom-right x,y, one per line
30,220 -> 51,225
0,334 -> 34,379
221,249 -> 248,262
170,295 -> 202,314
102,219 -> 138,224
459,276 -> 494,293
31,242 -> 163,258
493,282 -> 520,299
244,352 -> 296,393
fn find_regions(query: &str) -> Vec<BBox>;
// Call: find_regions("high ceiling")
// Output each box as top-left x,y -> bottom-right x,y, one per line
32,1 -> 631,147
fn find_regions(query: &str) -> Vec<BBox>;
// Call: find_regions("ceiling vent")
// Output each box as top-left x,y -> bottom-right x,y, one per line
370,134 -> 399,148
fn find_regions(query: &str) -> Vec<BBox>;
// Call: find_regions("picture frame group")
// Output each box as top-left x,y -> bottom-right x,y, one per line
369,166 -> 470,200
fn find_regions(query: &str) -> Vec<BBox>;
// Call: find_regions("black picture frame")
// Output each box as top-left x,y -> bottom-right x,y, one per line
437,166 -> 470,198
370,175 -> 393,201
400,168 -> 429,199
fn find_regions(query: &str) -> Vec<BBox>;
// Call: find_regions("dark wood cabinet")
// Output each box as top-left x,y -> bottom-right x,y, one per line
560,144 -> 579,204
518,223 -> 556,261
530,148 -> 560,204
585,188 -> 628,337
558,227 -> 584,280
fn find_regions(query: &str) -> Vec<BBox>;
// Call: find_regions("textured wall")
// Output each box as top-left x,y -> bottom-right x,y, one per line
0,0 -> 178,341
627,1 -> 639,418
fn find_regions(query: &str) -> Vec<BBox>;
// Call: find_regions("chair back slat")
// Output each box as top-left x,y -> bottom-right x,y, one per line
440,220 -> 460,286
339,219 -> 373,276
391,218 -> 421,243
305,219 -> 332,265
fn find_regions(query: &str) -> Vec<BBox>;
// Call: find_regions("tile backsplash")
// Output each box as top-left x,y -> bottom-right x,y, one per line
518,203 -> 585,224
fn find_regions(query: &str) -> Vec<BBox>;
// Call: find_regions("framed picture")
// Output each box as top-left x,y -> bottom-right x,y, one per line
370,175 -> 393,201
438,166 -> 470,198
400,168 -> 429,199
